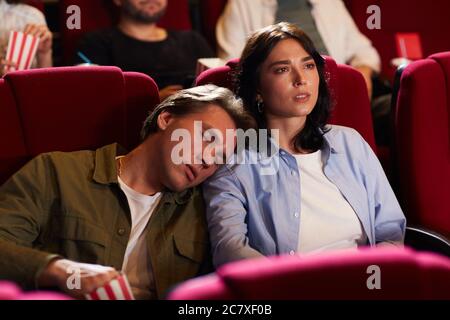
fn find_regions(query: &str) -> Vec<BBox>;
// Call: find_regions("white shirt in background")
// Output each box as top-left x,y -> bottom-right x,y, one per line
216,0 -> 381,72
117,175 -> 162,300
294,150 -> 366,254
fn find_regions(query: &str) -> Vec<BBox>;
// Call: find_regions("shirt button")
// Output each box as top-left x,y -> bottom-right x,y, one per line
280,151 -> 286,156
117,228 -> 126,236
294,212 -> 299,218
291,170 -> 297,176
289,250 -> 295,256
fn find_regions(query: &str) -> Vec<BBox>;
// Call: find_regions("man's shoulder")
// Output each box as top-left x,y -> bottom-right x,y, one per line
168,30 -> 205,43
82,28 -> 119,42
33,148 -> 96,168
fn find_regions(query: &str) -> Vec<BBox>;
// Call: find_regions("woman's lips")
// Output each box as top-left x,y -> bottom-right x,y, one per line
294,93 -> 311,103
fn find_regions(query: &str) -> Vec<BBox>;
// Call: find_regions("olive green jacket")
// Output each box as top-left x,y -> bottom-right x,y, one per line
0,144 -> 213,298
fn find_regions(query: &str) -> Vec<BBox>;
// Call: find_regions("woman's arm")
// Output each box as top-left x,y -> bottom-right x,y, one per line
202,165 -> 263,268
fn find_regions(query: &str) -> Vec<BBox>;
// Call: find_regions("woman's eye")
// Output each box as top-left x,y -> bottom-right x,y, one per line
305,63 -> 316,70
274,67 -> 288,74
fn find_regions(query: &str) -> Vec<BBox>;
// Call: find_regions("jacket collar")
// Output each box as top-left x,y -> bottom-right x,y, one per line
92,143 -> 193,204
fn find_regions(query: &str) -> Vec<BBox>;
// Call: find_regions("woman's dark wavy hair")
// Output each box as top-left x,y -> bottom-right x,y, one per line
235,22 -> 331,152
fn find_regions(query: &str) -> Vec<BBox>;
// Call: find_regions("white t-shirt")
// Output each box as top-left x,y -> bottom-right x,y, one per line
294,150 -> 366,254
117,175 -> 162,300
0,1 -> 46,66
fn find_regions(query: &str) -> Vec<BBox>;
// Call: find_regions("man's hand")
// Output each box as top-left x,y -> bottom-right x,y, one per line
37,259 -> 120,299
354,65 -> 374,100
159,85 -> 183,101
24,23 -> 53,68
0,59 -> 17,76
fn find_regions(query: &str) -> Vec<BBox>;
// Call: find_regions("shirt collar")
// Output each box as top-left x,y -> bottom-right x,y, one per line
257,125 -> 340,160
92,143 -> 193,205
321,127 -> 342,154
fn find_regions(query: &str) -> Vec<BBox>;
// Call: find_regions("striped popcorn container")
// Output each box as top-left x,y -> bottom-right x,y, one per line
85,274 -> 135,300
5,31 -> 40,72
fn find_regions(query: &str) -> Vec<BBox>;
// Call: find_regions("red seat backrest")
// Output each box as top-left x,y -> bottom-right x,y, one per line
199,0 -> 228,50
168,247 -> 450,300
1,66 -> 159,184
196,56 -> 376,152
0,79 -> 28,185
59,0 -> 192,65
394,52 -> 450,237
0,281 -> 71,300
25,0 -> 44,12
344,0 -> 450,80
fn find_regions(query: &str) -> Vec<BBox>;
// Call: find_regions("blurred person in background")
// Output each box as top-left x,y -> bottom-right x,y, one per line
76,0 -> 214,101
0,0 -> 52,76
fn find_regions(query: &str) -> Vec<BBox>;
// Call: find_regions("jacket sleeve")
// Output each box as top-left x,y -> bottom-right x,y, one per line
0,155 -> 60,289
202,165 -> 263,268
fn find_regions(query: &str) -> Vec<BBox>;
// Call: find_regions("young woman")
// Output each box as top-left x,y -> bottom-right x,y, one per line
203,22 -> 406,267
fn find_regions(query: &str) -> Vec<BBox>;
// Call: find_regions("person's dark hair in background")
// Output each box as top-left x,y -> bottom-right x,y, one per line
236,22 -> 331,152
75,0 -> 214,100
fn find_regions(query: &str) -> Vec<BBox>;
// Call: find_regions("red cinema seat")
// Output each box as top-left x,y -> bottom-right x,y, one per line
167,247 -> 450,300
59,0 -> 192,65
196,56 -> 377,152
25,0 -> 44,12
344,0 -> 450,80
0,66 -> 159,184
199,0 -> 228,50
394,52 -> 450,238
0,281 -> 71,300
0,79 -> 28,185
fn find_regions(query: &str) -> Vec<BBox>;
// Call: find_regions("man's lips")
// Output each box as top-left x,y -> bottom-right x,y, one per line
185,164 -> 197,182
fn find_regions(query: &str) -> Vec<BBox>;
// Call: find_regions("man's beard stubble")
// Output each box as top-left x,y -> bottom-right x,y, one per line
122,1 -> 166,24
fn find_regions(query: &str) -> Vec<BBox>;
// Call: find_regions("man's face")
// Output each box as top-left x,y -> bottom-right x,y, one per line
155,104 -> 237,192
119,0 -> 167,24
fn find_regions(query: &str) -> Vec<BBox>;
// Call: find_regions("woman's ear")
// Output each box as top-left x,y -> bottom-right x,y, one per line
157,111 -> 174,131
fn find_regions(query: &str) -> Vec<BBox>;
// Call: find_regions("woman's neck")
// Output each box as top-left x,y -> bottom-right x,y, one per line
266,115 -> 308,154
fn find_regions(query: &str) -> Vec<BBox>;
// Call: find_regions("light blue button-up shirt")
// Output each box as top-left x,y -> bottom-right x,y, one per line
203,125 -> 406,267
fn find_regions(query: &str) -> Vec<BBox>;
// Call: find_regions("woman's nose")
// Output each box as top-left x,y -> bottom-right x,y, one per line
293,70 -> 306,87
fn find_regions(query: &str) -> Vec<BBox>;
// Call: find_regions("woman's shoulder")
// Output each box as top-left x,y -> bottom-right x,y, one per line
325,124 -> 364,139
324,125 -> 372,153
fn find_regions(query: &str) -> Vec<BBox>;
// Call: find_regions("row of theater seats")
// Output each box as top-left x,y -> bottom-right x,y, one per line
0,54 -> 449,299
200,0 -> 450,80
0,247 -> 448,299
167,247 -> 450,300
25,0 -> 450,80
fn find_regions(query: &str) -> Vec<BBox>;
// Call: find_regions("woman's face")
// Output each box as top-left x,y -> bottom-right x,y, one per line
258,38 -> 320,120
